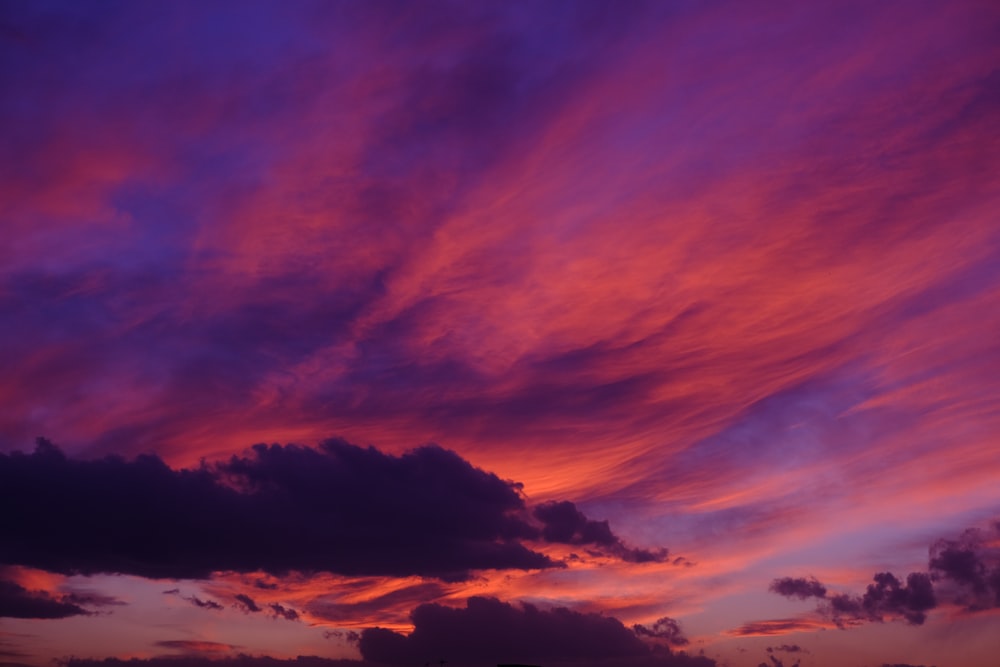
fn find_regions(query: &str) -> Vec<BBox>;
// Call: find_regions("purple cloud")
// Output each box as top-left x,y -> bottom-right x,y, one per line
769,522 -> 1000,627
0,438 -> 661,580
0,578 -> 88,619
633,616 -> 690,647
268,603 -> 299,621
359,596 -> 713,667
769,577 -> 827,600
233,594 -> 261,613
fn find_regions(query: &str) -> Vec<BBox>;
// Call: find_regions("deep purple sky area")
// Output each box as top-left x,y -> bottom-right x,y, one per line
1,2 -> 999,667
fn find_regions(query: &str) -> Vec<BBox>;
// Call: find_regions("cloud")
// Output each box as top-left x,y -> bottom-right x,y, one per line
358,595 -> 711,667
726,618 -> 828,637
268,603 -> 299,621
233,594 -> 261,613
766,644 -> 804,653
184,596 -> 223,611
0,438 -> 658,580
0,578 -> 88,619
857,572 -> 936,626
928,525 -> 1000,610
770,572 -> 936,627
323,629 -> 361,643
633,616 -> 690,646
769,522 -> 1000,627
307,581 -> 449,625
769,577 -> 826,600
533,500 -> 668,563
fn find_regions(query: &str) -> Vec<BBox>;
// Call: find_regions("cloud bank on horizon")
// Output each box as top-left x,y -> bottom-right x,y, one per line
1,0 -> 998,665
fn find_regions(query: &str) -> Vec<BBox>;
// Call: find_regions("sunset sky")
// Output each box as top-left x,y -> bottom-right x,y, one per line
1,2 -> 999,667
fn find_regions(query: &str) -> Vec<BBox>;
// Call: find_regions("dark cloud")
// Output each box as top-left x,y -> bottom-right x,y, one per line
184,596 -> 223,611
233,594 -> 261,613
771,572 -> 935,627
769,577 -> 826,600
928,526 -> 1000,610
268,603 -> 298,621
358,595 -> 711,667
769,523 -> 1000,628
766,645 -> 804,653
633,616 -> 690,646
534,501 -> 668,563
323,629 -> 361,643
0,438 -> 662,580
0,578 -> 88,619
858,572 -> 936,625
818,573 -> 937,627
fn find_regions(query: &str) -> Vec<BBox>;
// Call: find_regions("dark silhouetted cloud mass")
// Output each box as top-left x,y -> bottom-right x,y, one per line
359,595 -> 710,666
0,438 -> 661,580
0,578 -> 88,619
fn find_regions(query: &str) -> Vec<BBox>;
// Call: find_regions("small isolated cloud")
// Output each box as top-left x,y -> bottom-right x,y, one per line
769,577 -> 827,600
233,594 -> 261,613
727,618 -> 828,637
633,616 -> 690,646
0,578 -> 89,619
268,603 -> 299,621
766,644 -> 805,653
184,596 -> 223,611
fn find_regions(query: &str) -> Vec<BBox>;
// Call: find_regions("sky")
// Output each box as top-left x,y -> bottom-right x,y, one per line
1,1 -> 998,666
